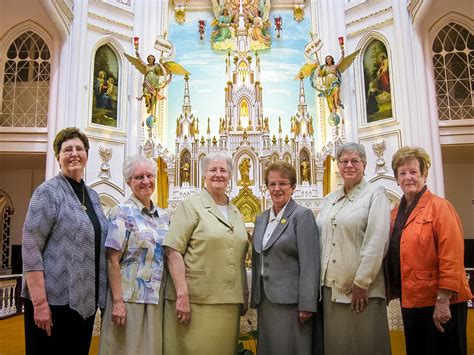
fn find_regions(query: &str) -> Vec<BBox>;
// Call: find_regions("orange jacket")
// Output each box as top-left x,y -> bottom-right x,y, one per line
390,189 -> 472,308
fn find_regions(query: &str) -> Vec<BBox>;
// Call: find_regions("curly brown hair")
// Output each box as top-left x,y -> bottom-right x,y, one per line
53,127 -> 90,157
391,146 -> 431,178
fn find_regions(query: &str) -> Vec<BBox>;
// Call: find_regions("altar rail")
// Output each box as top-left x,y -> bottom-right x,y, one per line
0,274 -> 22,319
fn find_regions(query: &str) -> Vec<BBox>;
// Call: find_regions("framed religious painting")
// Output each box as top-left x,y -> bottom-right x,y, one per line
91,44 -> 119,128
363,39 -> 393,124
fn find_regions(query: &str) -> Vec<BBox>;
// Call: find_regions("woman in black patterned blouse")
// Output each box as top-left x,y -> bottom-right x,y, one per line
21,127 -> 108,355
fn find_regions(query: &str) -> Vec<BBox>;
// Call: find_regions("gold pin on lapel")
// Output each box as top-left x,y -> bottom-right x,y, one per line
281,218 -> 286,224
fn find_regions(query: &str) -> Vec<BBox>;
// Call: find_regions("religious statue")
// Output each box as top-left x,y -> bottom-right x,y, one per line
176,117 -> 182,136
248,10 -> 271,50
180,159 -> 190,184
296,36 -> 360,123
125,35 -> 189,118
263,116 -> 269,132
189,116 -> 199,136
239,157 -> 251,186
211,8 -> 233,44
210,0 -> 272,51
308,116 -> 314,135
300,158 -> 310,183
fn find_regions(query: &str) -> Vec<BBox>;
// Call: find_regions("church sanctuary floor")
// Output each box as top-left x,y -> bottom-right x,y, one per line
1,311 -> 473,355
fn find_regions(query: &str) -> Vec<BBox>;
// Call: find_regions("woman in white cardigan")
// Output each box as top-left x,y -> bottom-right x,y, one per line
317,142 -> 391,355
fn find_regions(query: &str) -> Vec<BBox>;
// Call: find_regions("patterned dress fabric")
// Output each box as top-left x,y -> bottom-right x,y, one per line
21,173 -> 108,319
105,196 -> 169,304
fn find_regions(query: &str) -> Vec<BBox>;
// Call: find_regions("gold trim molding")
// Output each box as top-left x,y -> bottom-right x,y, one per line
88,12 -> 134,29
87,23 -> 132,41
346,6 -> 392,27
347,18 -> 394,39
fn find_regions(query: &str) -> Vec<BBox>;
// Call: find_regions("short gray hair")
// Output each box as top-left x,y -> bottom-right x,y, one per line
336,142 -> 367,164
123,155 -> 157,183
200,152 -> 233,175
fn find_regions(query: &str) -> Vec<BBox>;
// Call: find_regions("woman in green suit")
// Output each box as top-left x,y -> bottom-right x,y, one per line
163,152 -> 248,355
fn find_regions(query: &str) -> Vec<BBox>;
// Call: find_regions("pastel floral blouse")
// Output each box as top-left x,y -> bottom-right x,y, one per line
105,196 -> 169,304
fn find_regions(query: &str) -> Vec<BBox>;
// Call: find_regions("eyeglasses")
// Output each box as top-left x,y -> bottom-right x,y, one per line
338,159 -> 363,166
132,174 -> 156,181
267,182 -> 291,189
61,146 -> 86,155
207,168 -> 229,175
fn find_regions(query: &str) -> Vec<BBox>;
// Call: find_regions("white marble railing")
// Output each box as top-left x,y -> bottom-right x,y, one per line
0,274 -> 21,318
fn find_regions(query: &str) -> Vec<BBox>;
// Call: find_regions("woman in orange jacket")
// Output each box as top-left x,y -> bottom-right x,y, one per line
386,146 -> 472,355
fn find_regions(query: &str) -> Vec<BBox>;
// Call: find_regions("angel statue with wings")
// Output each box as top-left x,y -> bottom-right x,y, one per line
210,0 -> 272,50
125,36 -> 189,117
296,36 -> 360,120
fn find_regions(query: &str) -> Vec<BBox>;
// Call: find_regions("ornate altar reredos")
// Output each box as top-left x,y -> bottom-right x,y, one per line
140,2 -> 332,221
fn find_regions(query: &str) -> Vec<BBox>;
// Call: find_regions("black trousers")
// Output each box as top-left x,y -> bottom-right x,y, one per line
401,302 -> 468,355
23,298 -> 95,355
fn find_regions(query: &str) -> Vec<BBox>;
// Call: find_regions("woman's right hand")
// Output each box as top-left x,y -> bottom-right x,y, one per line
112,300 -> 126,326
175,293 -> 191,325
34,301 -> 53,336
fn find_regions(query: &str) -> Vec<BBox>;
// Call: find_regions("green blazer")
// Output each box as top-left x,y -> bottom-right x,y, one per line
163,189 -> 248,304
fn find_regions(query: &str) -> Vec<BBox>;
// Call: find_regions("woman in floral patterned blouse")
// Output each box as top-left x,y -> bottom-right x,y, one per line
99,155 -> 169,355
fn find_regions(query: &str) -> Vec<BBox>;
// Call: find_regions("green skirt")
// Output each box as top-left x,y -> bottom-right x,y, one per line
163,300 -> 240,355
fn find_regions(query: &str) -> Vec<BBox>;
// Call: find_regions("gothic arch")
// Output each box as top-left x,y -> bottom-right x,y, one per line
429,19 -> 473,121
428,12 -> 472,39
99,193 -> 120,217
0,21 -> 54,129
1,20 -> 54,53
89,180 -> 125,208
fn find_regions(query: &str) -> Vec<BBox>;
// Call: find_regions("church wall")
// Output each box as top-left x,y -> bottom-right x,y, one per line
443,162 -> 474,240
413,0 -> 473,237
419,0 -> 472,31
333,0 -> 405,189
0,0 -> 59,38
55,0 -> 143,204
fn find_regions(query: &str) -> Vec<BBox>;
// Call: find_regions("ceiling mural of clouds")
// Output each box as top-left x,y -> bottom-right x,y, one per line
167,9 -> 316,149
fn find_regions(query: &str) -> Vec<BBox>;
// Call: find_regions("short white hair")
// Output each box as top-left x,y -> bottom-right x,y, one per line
200,152 -> 233,175
123,155 -> 157,183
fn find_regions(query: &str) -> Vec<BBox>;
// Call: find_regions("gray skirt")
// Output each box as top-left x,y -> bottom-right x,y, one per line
257,288 -> 315,355
323,286 -> 391,355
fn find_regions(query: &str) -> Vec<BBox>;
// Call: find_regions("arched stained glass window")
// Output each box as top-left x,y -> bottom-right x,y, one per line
432,22 -> 473,121
1,31 -> 51,127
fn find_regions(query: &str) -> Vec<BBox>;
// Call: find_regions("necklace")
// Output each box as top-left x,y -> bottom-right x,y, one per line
81,185 -> 87,211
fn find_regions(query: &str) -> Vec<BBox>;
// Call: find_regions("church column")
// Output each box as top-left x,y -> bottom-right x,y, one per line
391,0 -> 444,195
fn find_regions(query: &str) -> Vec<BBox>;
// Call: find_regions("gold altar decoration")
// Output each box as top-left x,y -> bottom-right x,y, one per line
172,0 -> 187,24
232,186 -> 261,223
300,157 -> 310,182
238,157 -> 253,186
156,157 -> 169,208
